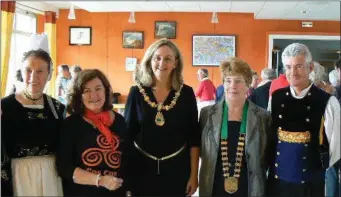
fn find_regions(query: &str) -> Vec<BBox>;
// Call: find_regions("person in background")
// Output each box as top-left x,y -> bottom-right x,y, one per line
216,83 -> 224,102
10,69 -> 25,94
247,71 -> 259,97
199,57 -> 273,197
66,65 -> 82,95
124,38 -> 200,196
248,68 -> 276,109
269,71 -> 290,97
329,69 -> 340,87
333,58 -> 341,103
195,68 -> 216,115
56,64 -> 71,105
1,34 -> 65,196
309,61 -> 335,94
57,69 -> 129,196
267,43 -> 340,197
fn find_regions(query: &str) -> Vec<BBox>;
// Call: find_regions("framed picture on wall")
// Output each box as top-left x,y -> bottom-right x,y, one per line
192,35 -> 236,66
155,21 -> 176,39
69,26 -> 92,45
122,31 -> 144,49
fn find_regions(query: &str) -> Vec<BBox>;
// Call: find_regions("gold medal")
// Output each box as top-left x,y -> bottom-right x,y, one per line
137,84 -> 183,127
224,176 -> 239,194
155,112 -> 165,126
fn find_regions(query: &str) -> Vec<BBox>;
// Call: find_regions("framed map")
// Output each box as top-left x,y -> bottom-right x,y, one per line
192,35 -> 236,66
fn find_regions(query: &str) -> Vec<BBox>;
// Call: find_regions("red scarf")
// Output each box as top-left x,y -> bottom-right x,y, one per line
84,109 -> 119,151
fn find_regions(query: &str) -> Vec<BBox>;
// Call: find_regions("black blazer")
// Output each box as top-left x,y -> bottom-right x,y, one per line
248,81 -> 271,110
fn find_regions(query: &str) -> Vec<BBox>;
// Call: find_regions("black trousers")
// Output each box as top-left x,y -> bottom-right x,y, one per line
266,178 -> 324,197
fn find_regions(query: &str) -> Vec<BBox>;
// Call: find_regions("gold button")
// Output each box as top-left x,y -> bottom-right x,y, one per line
275,175 -> 278,179
275,163 -> 278,167
277,152 -> 280,155
301,180 -> 305,184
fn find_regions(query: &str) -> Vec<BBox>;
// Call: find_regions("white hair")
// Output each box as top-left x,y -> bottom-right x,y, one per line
281,43 -> 313,69
309,61 -> 326,83
261,68 -> 276,80
329,69 -> 340,87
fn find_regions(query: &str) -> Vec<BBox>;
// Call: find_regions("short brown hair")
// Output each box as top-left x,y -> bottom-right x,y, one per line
219,57 -> 253,87
67,69 -> 113,115
136,38 -> 184,90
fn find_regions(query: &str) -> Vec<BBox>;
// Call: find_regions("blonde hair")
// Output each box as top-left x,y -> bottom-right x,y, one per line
135,38 -> 184,90
219,57 -> 253,87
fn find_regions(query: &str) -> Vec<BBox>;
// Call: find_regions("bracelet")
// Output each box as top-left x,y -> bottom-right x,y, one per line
95,174 -> 102,187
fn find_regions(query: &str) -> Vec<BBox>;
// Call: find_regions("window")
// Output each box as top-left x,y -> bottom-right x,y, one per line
5,8 -> 37,96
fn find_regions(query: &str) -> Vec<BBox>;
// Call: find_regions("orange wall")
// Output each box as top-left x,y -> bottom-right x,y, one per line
52,9 -> 340,102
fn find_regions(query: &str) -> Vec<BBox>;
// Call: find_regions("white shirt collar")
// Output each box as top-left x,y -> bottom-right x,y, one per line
289,82 -> 313,99
201,77 -> 209,81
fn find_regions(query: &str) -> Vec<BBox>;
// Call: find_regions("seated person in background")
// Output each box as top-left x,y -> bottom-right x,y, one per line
57,69 -> 129,196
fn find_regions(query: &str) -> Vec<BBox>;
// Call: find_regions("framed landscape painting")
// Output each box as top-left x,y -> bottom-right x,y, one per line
192,35 -> 236,66
122,31 -> 144,49
155,21 -> 176,39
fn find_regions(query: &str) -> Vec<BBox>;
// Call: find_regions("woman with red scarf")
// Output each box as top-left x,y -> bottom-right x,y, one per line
56,69 -> 130,196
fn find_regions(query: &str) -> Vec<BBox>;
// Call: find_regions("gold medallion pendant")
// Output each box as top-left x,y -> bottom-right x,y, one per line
224,176 -> 239,194
155,112 -> 165,126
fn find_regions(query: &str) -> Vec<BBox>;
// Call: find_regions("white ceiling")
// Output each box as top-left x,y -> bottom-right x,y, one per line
20,1 -> 341,21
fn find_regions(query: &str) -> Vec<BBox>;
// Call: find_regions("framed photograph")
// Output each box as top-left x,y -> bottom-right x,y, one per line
192,35 -> 236,66
122,31 -> 144,49
155,21 -> 177,39
125,57 -> 137,71
69,26 -> 92,45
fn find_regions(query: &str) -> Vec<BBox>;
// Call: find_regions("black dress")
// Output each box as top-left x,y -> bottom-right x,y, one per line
56,111 -> 128,196
212,121 -> 249,197
124,84 -> 200,196
1,94 -> 65,196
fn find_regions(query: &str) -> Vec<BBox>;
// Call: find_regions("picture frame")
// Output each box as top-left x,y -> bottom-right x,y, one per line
155,21 -> 177,39
192,35 -> 236,66
69,26 -> 92,45
122,31 -> 144,49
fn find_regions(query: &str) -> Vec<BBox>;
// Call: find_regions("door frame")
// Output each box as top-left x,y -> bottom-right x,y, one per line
267,33 -> 340,68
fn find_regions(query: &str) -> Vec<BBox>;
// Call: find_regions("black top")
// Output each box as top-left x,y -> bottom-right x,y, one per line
124,84 -> 200,196
56,112 -> 128,196
1,94 -> 65,196
248,81 -> 271,110
212,121 -> 248,197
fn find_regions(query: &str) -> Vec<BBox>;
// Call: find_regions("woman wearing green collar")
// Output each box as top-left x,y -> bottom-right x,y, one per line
199,57 -> 274,197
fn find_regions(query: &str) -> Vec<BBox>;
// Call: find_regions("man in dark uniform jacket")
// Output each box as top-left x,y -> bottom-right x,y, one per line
249,68 -> 276,109
267,43 -> 340,197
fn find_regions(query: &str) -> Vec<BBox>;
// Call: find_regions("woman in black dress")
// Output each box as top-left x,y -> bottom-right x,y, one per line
1,34 -> 65,196
56,69 -> 129,196
124,38 -> 200,196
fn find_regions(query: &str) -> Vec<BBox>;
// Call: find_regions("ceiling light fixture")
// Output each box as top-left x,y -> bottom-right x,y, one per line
68,3 -> 76,20
128,11 -> 136,23
211,12 -> 218,23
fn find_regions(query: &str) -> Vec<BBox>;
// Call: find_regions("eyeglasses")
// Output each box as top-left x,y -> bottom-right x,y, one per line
223,78 -> 245,84
284,64 -> 305,70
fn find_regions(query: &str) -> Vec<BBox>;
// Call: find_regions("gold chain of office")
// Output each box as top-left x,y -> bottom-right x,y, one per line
137,84 -> 183,126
